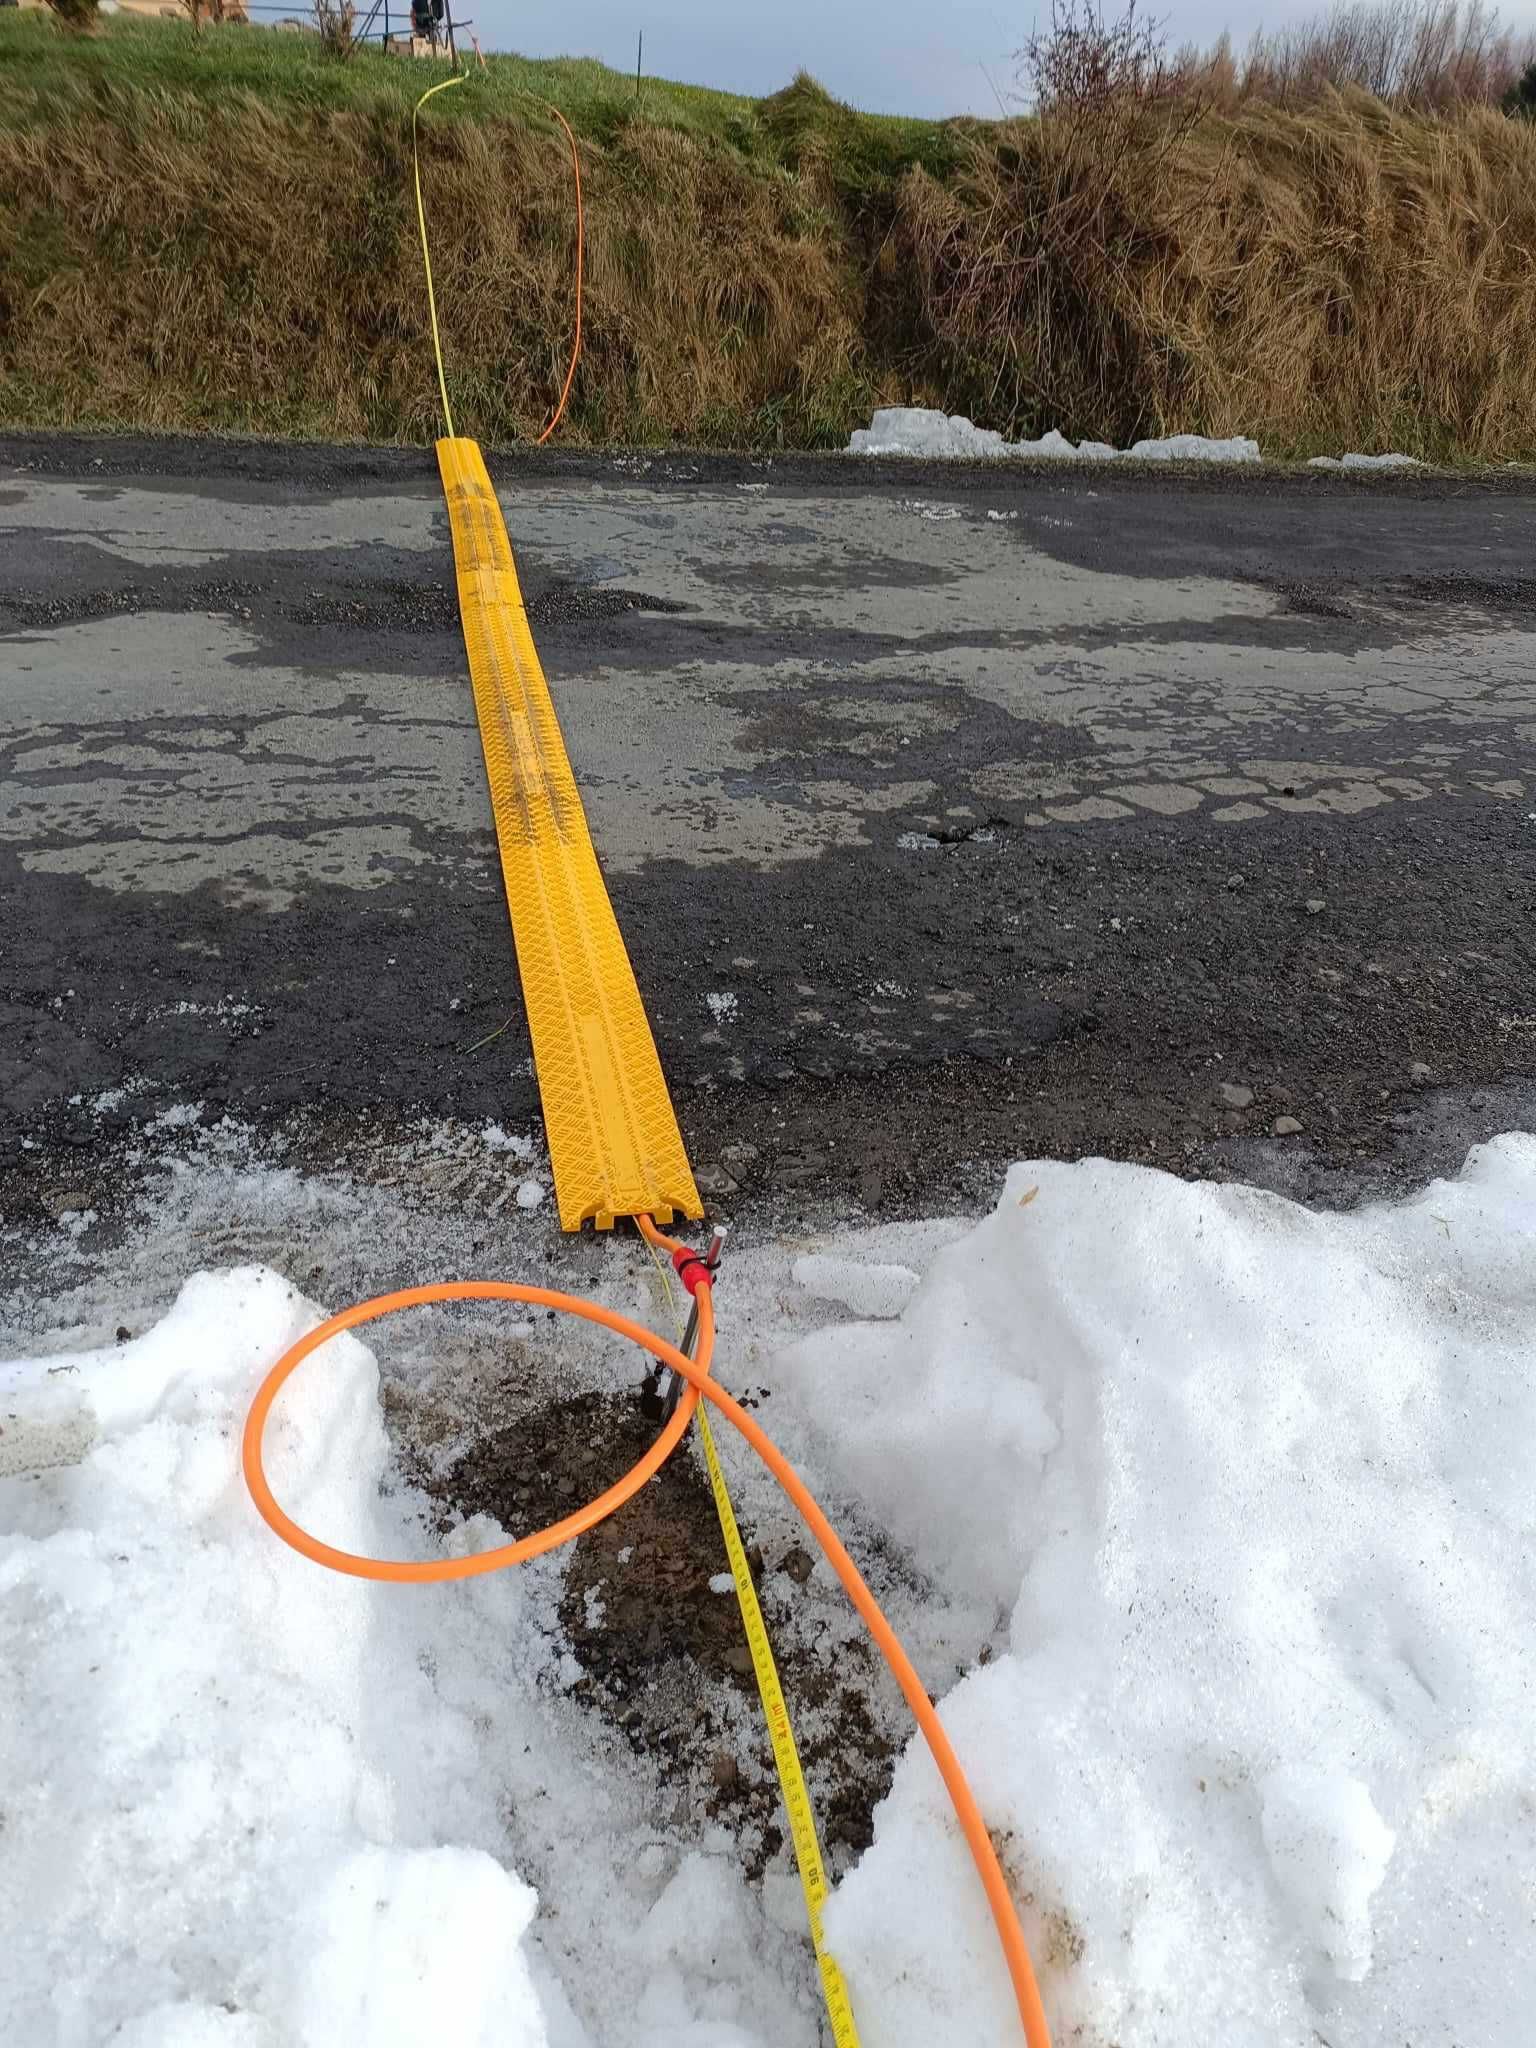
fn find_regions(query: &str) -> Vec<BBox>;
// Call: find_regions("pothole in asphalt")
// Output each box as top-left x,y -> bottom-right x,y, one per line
527,581 -> 690,624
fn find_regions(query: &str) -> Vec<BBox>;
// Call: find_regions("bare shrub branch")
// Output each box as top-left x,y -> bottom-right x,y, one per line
312,0 -> 358,61
1174,0 -> 1536,111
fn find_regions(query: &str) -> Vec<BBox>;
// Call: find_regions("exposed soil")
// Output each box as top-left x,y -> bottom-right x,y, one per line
415,1387 -> 905,1876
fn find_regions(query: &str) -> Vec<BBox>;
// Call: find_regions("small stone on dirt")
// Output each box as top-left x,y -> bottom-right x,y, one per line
45,1190 -> 90,1217
1218,1083 -> 1255,1109
1305,898 -> 1327,915
782,1546 -> 815,1585
1272,1115 -> 1305,1136
693,1163 -> 740,1197
710,1752 -> 739,1790
725,1645 -> 755,1676
1410,1061 -> 1434,1085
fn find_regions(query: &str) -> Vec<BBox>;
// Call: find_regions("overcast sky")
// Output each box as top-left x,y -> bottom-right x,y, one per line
472,0 -> 1536,116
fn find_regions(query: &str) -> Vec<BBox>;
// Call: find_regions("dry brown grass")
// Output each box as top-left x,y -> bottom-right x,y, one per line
1190,0 -> 1536,112
0,97 -> 863,445
888,91 -> 1536,458
3,64 -> 1536,457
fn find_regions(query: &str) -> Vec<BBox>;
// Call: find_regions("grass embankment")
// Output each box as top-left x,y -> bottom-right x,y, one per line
3,13 -> 1536,457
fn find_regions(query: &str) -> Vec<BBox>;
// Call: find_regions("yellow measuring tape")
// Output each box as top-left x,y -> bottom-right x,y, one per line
645,1242 -> 862,2045
696,1401 -> 864,2046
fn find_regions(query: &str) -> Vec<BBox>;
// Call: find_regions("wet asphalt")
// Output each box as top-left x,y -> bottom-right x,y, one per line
3,429 -> 1535,1227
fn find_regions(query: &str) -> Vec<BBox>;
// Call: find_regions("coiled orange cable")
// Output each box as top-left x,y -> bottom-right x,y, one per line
241,1216 -> 1052,2048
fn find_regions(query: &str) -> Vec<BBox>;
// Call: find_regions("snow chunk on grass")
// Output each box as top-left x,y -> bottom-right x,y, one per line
1309,452 -> 1422,470
848,407 -> 1260,464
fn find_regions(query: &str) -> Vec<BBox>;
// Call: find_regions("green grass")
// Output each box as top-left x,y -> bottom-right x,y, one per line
0,10 -> 957,179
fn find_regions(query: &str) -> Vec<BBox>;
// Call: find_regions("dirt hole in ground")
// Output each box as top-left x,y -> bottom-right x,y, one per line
431,1388 -> 899,1875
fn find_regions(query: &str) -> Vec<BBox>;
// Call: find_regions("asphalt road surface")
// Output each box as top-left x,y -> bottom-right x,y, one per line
4,431 -> 1535,1227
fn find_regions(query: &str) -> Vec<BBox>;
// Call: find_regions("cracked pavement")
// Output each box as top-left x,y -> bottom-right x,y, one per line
2,431 -> 1534,1226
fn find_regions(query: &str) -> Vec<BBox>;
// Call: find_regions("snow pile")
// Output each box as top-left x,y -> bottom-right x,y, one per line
0,1269 -> 555,2048
1308,452 -> 1422,470
0,1266 -> 814,2048
849,408 -> 1015,459
6,1123 -> 1534,2048
1125,432 -> 1260,462
774,1141 -> 1536,2047
847,407 -> 1261,464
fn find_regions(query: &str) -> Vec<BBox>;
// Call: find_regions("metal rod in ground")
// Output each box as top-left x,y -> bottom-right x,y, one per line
636,28 -> 643,96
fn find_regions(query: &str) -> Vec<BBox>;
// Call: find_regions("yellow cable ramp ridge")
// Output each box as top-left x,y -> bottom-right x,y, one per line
245,77 -> 1053,2048
436,434 -> 700,1231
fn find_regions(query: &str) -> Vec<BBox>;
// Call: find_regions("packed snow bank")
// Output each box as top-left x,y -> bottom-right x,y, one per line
774,1139 -> 1536,2048
0,1268 -> 555,2048
847,406 -> 1261,464
0,1265 -> 815,2048
7,1129 -> 1534,2048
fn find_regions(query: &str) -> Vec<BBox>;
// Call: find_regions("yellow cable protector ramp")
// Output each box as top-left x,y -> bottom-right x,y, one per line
438,436 -> 701,1232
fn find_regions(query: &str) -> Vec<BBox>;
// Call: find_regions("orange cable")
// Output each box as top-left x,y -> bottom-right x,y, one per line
534,103 -> 584,446
241,1249 -> 1052,2048
634,1209 -> 687,1257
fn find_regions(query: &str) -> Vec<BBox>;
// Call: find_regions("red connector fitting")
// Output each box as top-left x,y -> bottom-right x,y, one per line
672,1247 -> 714,1297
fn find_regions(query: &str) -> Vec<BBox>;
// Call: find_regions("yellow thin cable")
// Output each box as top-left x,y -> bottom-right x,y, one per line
643,1240 -> 863,2046
412,72 -> 468,437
